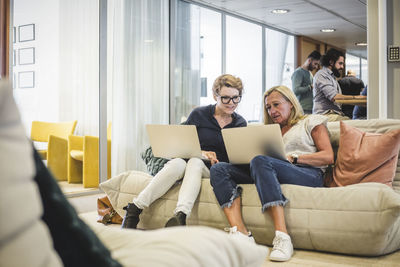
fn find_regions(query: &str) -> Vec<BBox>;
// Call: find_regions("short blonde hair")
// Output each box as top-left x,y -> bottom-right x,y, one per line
212,74 -> 243,96
263,85 -> 304,126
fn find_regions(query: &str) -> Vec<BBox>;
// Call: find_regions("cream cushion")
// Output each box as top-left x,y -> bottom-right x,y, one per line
101,119 -> 400,256
101,173 -> 400,256
0,81 -> 63,267
80,212 -> 268,267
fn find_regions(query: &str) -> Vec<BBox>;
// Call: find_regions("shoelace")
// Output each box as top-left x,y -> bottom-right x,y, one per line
224,226 -> 238,234
272,236 -> 287,253
224,226 -> 253,237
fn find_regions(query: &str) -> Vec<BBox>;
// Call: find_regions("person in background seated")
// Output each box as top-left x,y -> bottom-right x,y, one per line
313,48 -> 365,118
353,86 -> 368,119
210,85 -> 334,262
338,69 -> 365,118
291,50 -> 321,114
122,74 -> 247,229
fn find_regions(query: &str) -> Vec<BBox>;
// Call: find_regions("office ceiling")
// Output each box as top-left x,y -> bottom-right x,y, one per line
191,0 -> 367,59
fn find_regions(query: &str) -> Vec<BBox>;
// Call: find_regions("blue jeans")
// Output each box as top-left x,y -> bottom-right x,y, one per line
210,155 -> 324,212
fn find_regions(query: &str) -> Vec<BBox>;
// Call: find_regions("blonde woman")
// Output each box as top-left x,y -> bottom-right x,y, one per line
210,85 -> 334,262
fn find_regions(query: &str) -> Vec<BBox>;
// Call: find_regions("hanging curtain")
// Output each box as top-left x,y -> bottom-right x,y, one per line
111,0 -> 169,174
171,0 -> 201,124
58,0 -> 99,136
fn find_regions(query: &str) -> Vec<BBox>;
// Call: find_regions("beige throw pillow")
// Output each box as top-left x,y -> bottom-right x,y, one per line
332,121 -> 400,187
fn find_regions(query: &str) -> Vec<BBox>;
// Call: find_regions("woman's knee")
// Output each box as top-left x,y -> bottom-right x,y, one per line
209,162 -> 230,185
250,155 -> 272,168
166,158 -> 187,173
186,157 -> 205,170
250,155 -> 274,181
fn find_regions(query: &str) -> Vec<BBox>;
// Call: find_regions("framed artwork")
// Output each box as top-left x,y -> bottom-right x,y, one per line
18,47 -> 35,65
18,71 -> 35,88
13,49 -> 16,66
13,27 -> 16,43
18,24 -> 35,42
13,73 -> 16,89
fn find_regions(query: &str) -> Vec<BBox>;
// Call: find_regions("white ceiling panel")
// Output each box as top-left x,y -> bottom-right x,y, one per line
191,0 -> 367,58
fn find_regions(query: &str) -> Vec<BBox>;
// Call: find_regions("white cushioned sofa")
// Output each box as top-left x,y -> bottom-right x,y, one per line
101,119 -> 400,257
0,81 -> 269,267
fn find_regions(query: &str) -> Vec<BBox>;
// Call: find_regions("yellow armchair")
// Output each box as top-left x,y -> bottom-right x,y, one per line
68,123 -> 112,188
31,120 -> 77,181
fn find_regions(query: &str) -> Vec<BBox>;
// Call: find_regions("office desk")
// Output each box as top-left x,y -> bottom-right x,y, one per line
335,99 -> 367,107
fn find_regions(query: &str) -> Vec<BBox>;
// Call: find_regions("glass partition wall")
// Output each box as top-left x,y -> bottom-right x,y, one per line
345,52 -> 368,86
12,0 -> 103,195
10,0 -> 298,196
171,0 -> 295,124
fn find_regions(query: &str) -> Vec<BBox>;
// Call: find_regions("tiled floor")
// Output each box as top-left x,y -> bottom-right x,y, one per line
59,181 -> 99,195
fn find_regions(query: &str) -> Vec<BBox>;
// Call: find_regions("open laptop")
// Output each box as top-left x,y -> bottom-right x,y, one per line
146,124 -> 203,159
221,124 -> 287,164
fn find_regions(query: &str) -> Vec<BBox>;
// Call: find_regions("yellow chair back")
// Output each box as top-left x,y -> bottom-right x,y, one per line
107,122 -> 112,139
31,121 -> 77,142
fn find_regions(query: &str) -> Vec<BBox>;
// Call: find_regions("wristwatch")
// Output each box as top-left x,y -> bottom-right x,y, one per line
291,153 -> 299,164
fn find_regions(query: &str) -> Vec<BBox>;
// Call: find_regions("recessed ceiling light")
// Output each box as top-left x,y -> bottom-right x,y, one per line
271,9 -> 289,14
320,28 -> 336,33
355,42 -> 367,46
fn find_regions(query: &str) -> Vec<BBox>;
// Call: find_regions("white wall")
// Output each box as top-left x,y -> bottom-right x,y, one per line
13,0 -> 60,134
387,0 -> 400,118
367,0 -> 400,119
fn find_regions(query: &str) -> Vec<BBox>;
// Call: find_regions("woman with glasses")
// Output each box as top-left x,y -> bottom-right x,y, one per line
210,85 -> 334,262
122,74 -> 247,229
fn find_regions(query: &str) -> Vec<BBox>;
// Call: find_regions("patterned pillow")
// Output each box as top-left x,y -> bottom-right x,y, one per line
141,146 -> 169,176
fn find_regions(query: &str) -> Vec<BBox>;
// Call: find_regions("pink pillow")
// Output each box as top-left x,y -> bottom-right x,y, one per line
331,121 -> 400,187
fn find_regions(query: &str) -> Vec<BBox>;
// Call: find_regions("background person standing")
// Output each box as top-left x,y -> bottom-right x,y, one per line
291,51 -> 321,114
338,69 -> 365,118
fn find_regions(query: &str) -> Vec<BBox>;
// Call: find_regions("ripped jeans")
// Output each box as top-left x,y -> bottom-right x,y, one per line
210,155 -> 324,212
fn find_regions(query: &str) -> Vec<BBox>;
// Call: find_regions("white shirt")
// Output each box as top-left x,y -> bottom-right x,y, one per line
283,114 -> 329,170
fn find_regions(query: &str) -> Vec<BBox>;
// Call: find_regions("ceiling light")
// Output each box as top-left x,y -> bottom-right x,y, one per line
355,42 -> 367,46
144,39 -> 153,43
271,9 -> 289,14
320,28 -> 336,33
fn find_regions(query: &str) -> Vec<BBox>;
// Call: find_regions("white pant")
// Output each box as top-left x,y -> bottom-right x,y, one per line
133,157 -> 210,217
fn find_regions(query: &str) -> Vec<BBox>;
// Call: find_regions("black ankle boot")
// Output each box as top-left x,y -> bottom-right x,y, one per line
121,203 -> 142,229
165,211 -> 186,227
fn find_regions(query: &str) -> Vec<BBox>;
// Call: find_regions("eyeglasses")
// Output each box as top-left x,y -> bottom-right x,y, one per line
217,94 -> 242,104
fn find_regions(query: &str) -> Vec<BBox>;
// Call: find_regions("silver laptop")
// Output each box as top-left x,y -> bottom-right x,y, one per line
146,124 -> 202,159
222,124 -> 287,164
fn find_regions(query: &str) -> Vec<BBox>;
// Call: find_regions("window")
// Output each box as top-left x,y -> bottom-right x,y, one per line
226,16 -> 262,122
172,0 -> 296,124
199,8 -> 221,106
345,53 -> 361,78
265,29 -> 294,91
361,58 -> 368,86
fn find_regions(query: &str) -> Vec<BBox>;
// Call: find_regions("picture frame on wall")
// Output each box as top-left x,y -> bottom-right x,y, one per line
18,71 -> 35,88
13,73 -> 16,89
13,49 -> 16,66
18,23 -> 35,42
18,47 -> 35,65
13,27 -> 16,43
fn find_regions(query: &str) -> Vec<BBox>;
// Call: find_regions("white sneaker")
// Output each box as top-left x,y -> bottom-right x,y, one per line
269,231 -> 293,262
224,226 -> 256,243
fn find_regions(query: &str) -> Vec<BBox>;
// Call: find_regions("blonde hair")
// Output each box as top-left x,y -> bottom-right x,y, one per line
212,74 -> 243,96
263,85 -> 305,126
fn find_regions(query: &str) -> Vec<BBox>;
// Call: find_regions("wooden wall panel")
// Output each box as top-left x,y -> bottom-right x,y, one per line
0,0 -> 10,79
295,35 -> 345,75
